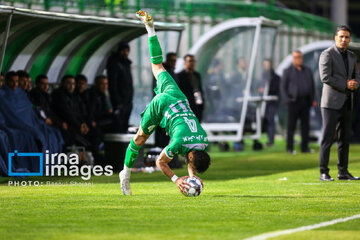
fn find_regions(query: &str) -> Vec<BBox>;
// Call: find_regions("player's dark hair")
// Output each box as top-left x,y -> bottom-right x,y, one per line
335,25 -> 351,36
193,150 -> 211,174
35,74 -> 48,86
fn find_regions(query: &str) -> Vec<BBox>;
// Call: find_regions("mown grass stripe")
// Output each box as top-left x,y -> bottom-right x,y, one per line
245,214 -> 360,240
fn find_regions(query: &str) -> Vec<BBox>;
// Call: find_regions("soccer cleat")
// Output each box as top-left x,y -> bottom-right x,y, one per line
136,10 -> 153,26
119,170 -> 132,195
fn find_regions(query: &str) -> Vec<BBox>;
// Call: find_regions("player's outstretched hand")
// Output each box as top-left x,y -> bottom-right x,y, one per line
175,176 -> 191,194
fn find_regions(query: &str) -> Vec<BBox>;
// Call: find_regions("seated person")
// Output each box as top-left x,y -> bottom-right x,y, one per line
17,70 -> 31,92
29,74 -> 72,147
0,129 -> 11,176
88,75 -> 118,133
0,71 -> 63,156
75,74 -> 90,104
0,72 -> 3,88
75,74 -> 93,127
51,75 -> 101,159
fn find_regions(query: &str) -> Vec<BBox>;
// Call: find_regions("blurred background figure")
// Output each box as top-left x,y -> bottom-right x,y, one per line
5,71 -> 19,90
207,58 -> 225,113
106,41 -> 133,133
75,74 -> 89,106
0,72 -> 4,88
17,70 -> 31,92
281,50 -> 316,154
88,75 -> 118,134
28,74 -> 72,147
258,59 -> 280,147
176,54 -> 205,122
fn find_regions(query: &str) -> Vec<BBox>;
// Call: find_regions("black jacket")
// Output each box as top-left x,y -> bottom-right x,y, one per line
281,65 -> 315,105
88,86 -> 113,121
51,87 -> 88,130
106,52 -> 133,109
261,70 -> 280,96
28,87 -> 63,128
176,70 -> 205,121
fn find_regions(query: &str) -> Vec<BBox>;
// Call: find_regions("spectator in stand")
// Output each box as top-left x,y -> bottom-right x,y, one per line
0,72 -> 4,88
75,74 -> 89,105
258,59 -> 281,147
1,71 -> 63,154
176,54 -> 205,122
28,74 -> 72,147
106,42 -> 133,133
17,70 -> 31,92
88,75 -> 118,133
52,75 -> 101,162
75,74 -> 94,128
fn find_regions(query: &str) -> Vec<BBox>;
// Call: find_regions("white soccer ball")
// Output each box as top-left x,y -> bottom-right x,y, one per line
183,176 -> 203,197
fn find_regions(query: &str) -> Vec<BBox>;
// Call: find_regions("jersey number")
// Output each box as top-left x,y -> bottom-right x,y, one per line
184,117 -> 197,133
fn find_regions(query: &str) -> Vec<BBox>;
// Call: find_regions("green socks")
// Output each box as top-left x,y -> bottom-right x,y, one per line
149,35 -> 163,64
124,139 -> 141,168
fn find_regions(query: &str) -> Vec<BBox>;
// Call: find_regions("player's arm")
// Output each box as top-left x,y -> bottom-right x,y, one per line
156,149 -> 189,193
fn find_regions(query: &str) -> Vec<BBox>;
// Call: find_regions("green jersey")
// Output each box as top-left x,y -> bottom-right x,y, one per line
140,71 -> 208,159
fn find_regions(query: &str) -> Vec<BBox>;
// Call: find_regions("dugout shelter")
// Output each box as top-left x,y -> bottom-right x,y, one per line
177,17 -> 281,142
0,5 -> 184,83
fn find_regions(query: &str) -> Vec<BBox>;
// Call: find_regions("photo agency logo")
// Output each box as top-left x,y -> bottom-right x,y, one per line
8,150 -> 113,181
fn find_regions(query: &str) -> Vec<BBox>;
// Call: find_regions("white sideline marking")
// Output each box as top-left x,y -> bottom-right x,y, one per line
244,214 -> 360,240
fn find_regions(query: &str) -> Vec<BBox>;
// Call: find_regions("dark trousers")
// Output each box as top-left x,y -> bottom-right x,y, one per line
265,102 -> 278,144
286,99 -> 310,152
118,103 -> 132,133
319,102 -> 352,174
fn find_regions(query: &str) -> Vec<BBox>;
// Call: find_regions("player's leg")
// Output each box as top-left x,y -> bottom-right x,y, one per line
136,10 -> 165,79
119,126 -> 149,195
120,94 -> 164,195
137,10 -> 185,98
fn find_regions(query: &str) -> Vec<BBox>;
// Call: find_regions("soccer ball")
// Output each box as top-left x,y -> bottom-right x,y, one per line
183,176 -> 203,197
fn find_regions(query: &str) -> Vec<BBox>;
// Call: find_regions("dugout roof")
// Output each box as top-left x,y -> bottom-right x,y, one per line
0,6 -> 184,82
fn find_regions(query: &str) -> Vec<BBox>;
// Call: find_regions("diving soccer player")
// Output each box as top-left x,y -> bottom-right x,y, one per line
119,10 -> 211,195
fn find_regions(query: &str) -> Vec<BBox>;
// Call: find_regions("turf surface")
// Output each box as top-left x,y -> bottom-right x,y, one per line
1,141 -> 360,240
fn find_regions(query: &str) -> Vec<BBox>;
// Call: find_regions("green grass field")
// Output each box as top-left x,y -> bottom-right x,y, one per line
1,140 -> 360,240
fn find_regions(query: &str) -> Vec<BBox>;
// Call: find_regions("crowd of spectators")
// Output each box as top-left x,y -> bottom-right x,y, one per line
0,69 -> 122,176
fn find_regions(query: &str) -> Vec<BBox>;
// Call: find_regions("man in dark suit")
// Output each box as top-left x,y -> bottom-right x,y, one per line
318,25 -> 360,181
281,50 -> 316,154
176,54 -> 205,122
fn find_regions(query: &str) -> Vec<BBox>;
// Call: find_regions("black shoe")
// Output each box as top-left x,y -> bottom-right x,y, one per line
320,173 -> 334,181
337,172 -> 360,180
